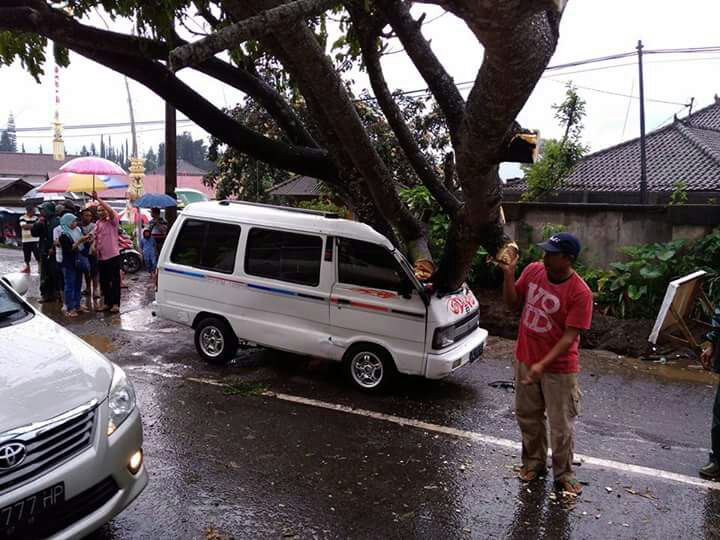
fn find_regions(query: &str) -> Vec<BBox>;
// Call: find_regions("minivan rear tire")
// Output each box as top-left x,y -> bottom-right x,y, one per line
344,344 -> 395,393
194,317 -> 238,364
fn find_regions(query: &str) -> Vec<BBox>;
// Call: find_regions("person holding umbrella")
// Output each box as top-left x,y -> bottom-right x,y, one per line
92,191 -> 122,313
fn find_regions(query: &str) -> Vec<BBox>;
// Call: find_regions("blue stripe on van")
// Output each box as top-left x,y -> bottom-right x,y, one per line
164,267 -> 206,279
163,268 -> 325,301
248,283 -> 325,301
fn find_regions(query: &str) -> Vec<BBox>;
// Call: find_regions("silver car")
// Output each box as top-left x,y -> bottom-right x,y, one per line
0,274 -> 147,539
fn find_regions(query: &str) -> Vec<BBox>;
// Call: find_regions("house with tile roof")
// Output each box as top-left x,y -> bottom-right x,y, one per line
504,96 -> 720,204
501,96 -> 720,267
0,152 -> 79,186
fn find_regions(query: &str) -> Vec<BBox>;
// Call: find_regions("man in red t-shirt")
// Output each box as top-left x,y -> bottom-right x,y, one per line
501,232 -> 593,495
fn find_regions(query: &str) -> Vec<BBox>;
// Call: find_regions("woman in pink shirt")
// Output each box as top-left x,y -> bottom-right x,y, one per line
92,191 -> 121,313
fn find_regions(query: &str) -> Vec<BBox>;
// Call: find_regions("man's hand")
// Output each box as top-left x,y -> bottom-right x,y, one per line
498,252 -> 519,277
91,191 -> 98,200
700,344 -> 714,371
522,362 -> 545,385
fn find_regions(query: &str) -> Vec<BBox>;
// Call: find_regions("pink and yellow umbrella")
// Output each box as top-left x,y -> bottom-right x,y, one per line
37,172 -> 128,193
38,156 -> 128,193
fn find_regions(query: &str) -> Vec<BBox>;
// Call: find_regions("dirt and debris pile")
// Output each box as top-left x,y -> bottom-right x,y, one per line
476,289 -> 655,358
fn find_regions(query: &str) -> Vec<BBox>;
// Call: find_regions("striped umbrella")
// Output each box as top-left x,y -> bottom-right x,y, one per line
37,173 -> 128,193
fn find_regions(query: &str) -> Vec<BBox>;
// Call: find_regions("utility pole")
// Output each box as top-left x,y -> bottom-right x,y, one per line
165,40 -> 178,226
637,40 -> 648,204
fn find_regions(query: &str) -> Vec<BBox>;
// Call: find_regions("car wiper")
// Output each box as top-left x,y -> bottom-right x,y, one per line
0,309 -> 21,320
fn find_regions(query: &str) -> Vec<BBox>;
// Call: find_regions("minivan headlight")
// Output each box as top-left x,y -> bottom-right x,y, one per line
433,324 -> 457,349
107,365 -> 136,436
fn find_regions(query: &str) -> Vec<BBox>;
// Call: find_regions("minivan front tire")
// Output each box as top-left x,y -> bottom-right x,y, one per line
194,317 -> 238,364
344,344 -> 395,393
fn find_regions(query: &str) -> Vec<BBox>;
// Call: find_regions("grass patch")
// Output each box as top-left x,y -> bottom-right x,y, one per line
222,380 -> 268,396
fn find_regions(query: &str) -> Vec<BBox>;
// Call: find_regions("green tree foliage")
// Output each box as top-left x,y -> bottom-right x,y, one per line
521,83 -> 587,201
206,89 -> 446,203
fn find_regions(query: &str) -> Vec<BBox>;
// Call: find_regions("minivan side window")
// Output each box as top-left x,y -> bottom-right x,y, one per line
245,228 -> 322,286
170,219 -> 241,274
338,238 -> 407,291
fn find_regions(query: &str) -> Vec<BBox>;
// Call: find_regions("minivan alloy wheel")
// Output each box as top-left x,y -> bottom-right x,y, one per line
350,351 -> 384,388
199,326 -> 225,357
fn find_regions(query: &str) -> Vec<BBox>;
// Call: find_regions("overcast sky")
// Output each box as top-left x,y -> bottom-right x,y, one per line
1,0 -> 719,179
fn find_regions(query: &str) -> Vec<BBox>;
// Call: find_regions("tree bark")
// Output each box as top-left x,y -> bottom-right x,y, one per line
225,0 -> 431,261
170,0 -> 339,70
353,9 -> 462,216
378,0 -> 465,142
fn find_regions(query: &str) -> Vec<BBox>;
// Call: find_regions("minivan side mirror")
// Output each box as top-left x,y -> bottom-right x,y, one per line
1,273 -> 30,296
397,280 -> 414,300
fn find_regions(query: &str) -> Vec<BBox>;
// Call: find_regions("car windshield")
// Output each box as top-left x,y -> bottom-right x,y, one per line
177,191 -> 209,205
0,282 -> 30,326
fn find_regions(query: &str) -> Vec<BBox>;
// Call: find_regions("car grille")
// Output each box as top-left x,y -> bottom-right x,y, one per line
3,476 -> 119,539
454,310 -> 480,343
0,402 -> 97,494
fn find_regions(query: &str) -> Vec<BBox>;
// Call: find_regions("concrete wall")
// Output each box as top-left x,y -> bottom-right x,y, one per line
503,203 -> 720,268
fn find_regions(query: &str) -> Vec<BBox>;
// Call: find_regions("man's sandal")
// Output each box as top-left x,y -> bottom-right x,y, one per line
518,468 -> 545,482
556,478 -> 583,495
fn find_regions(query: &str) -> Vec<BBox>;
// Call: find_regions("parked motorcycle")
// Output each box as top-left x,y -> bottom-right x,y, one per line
119,230 -> 142,274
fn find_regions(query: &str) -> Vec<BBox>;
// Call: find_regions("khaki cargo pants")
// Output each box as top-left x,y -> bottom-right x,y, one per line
515,361 -> 581,483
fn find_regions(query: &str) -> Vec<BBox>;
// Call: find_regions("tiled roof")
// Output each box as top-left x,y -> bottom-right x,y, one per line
266,175 -> 324,196
98,175 -> 215,199
0,178 -> 33,194
505,97 -> 720,194
0,152 -> 79,178
148,159 -> 209,176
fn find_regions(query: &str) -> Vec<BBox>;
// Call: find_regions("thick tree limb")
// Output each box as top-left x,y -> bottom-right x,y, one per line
353,9 -> 461,216
170,0 -> 338,70
377,0 -> 465,141
224,0 -> 431,261
433,8 -> 562,290
0,2 -> 335,180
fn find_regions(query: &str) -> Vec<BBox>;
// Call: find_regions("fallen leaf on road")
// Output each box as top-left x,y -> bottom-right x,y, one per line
203,527 -> 234,540
624,487 -> 658,501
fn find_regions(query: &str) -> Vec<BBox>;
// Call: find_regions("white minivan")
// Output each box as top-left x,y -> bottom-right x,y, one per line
153,201 -> 488,392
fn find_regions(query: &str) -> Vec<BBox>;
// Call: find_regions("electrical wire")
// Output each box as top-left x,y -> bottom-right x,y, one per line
621,77 -> 635,138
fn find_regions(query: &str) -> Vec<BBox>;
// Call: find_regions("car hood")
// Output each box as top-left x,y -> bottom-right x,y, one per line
0,313 -> 112,433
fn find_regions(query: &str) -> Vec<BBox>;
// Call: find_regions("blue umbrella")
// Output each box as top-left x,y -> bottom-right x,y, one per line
133,193 -> 178,208
99,175 -> 129,189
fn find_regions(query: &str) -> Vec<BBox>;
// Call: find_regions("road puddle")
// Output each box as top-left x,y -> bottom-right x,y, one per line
80,334 -> 115,353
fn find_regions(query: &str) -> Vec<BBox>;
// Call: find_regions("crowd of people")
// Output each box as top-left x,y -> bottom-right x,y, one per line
19,192 -> 166,317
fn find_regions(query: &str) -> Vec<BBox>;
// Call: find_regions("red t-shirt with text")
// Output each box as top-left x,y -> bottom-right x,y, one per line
514,262 -> 593,373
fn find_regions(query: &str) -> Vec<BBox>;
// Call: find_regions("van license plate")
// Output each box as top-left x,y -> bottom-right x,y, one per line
469,344 -> 483,363
0,482 -> 64,537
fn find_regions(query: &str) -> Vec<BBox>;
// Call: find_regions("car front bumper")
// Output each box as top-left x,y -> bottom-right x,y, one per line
425,327 -> 488,379
0,403 -> 147,540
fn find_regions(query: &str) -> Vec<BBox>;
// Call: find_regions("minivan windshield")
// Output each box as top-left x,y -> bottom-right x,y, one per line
392,249 -> 423,291
0,282 -> 31,327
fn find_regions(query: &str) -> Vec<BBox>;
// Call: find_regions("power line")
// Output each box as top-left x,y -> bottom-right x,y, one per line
15,118 -> 193,133
548,79 -> 688,106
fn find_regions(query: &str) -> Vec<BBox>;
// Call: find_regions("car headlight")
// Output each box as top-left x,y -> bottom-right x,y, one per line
433,324 -> 456,349
107,365 -> 136,436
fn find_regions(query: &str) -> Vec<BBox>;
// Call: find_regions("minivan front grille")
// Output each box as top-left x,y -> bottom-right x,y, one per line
454,310 -> 480,343
0,402 -> 97,494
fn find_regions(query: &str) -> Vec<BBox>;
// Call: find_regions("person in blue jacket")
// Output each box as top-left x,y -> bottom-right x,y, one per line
140,228 -> 157,276
699,304 -> 720,479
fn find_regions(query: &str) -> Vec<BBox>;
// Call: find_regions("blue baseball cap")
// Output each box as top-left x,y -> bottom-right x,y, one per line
537,232 -> 581,258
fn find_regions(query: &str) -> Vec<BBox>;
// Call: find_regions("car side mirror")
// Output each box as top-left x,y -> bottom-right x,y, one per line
1,273 -> 30,296
397,280 -> 414,300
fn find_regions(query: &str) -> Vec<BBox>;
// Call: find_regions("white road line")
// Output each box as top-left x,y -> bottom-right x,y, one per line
176,374 -> 720,492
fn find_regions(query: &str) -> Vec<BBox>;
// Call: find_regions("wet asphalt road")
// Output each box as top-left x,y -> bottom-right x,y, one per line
2,249 -> 720,539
